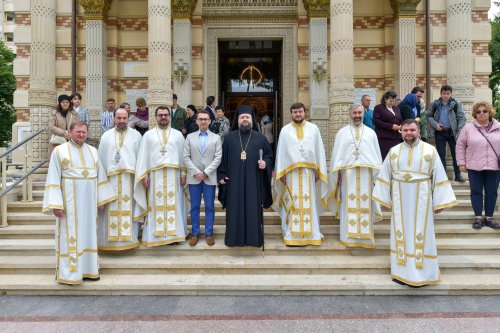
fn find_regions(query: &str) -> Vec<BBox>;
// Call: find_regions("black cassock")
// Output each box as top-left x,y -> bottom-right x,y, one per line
217,129 -> 273,247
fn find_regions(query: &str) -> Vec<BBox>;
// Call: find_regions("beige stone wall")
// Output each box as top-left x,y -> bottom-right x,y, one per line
12,0 -> 493,123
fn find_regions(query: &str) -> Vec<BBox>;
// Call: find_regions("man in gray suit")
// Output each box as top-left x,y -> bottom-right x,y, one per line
183,110 -> 222,246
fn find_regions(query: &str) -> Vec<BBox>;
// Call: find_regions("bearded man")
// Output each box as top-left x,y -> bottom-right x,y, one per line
217,105 -> 273,247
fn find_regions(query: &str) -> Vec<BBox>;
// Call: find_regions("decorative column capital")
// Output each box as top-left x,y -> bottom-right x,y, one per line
390,0 -> 421,18
172,0 -> 197,19
303,0 -> 330,18
79,0 -> 112,20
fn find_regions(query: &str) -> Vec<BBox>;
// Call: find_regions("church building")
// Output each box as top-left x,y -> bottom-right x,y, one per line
11,0 -> 492,160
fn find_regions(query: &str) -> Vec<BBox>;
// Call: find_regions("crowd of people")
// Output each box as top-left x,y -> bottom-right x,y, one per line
43,85 -> 500,288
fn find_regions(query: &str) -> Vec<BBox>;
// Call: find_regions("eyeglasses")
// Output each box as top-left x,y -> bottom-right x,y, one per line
157,114 -> 170,118
198,118 -> 210,122
476,110 -> 489,114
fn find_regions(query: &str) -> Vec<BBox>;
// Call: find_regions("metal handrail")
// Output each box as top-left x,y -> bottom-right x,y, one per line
0,128 -> 46,228
0,128 -> 45,159
0,161 -> 46,198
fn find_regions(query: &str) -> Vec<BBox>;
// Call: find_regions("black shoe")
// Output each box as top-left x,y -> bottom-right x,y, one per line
392,278 -> 427,288
454,175 -> 465,183
83,276 -> 100,282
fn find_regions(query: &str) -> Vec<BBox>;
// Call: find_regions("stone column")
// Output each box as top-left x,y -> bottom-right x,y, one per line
28,0 -> 57,161
304,1 -> 329,149
172,1 -> 196,108
148,0 -> 172,127
80,0 -> 112,145
390,0 -> 421,96
328,0 -> 355,157
447,0 -> 474,119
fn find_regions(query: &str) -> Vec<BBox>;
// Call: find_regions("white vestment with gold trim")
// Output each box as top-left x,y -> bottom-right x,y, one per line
372,140 -> 457,286
134,127 -> 188,247
43,141 -> 115,285
97,127 -> 142,250
328,124 -> 383,248
272,121 -> 327,246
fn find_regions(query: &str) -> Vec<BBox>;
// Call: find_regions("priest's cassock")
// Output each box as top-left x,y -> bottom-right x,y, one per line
134,126 -> 189,247
328,123 -> 383,248
372,140 -> 458,286
97,127 -> 142,250
43,141 -> 115,284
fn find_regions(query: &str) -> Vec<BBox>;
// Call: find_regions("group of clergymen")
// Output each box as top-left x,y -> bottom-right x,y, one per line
43,101 -> 457,287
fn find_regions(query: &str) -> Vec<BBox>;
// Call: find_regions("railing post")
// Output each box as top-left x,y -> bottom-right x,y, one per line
26,136 -> 33,202
22,139 -> 28,202
0,148 -> 7,228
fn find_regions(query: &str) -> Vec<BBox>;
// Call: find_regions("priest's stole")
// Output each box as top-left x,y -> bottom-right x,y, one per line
342,167 -> 374,241
149,167 -> 179,237
281,167 -> 314,239
107,172 -> 133,242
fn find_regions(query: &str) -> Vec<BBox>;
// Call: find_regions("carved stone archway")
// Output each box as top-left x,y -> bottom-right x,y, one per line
203,24 -> 297,124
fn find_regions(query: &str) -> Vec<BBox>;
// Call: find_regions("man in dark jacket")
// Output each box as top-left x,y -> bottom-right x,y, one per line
171,94 -> 187,131
427,85 -> 466,182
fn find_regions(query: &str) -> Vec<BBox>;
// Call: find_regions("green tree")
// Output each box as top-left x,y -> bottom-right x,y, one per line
0,41 -> 16,147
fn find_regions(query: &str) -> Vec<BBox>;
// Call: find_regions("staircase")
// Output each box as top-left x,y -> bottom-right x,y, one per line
0,170 -> 499,296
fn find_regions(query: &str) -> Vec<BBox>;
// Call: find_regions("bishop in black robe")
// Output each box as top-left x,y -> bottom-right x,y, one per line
217,105 -> 273,247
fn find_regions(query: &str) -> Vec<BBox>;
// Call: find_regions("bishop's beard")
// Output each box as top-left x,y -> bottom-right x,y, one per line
239,123 -> 252,133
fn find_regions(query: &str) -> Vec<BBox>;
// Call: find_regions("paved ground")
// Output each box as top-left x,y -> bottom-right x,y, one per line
0,296 -> 499,332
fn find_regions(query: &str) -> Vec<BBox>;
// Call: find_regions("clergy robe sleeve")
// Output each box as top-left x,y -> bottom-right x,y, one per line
372,152 -> 393,209
97,159 -> 116,207
42,149 -> 64,214
262,139 -> 274,209
431,152 -> 458,212
178,134 -> 187,177
133,136 -> 149,220
217,138 -> 228,182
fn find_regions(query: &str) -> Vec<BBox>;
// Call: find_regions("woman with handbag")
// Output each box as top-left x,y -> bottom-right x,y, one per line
456,102 -> 500,230
48,94 -> 79,156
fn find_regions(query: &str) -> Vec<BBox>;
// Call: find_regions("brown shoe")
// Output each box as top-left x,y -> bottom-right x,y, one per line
189,235 -> 199,246
483,217 -> 500,230
472,217 -> 483,230
206,235 -> 215,246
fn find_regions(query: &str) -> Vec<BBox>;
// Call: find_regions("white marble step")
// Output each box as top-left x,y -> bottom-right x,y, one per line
0,237 -> 499,254
1,254 -> 499,272
0,223 -> 498,239
0,273 -> 499,296
3,212 -> 492,228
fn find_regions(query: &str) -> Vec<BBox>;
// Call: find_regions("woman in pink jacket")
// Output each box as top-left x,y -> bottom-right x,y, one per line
456,102 -> 500,230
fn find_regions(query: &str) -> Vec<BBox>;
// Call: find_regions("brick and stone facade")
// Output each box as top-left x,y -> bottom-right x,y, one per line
10,0 -> 492,158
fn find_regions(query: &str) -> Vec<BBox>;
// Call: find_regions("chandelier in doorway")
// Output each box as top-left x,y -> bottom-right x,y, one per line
239,65 -> 264,90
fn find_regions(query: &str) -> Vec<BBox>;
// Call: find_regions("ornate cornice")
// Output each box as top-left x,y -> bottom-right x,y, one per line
79,0 -> 112,20
172,0 -> 197,19
390,0 -> 421,18
303,0 -> 329,18
202,0 -> 298,21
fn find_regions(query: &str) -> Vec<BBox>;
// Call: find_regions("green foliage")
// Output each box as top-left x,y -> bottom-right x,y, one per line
0,41 -> 16,147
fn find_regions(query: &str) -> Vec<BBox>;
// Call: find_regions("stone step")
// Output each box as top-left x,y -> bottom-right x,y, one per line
7,198 -> 488,214
5,210 -> 494,226
0,236 -> 499,256
0,254 -> 499,275
0,273 -> 499,296
0,223 -> 497,240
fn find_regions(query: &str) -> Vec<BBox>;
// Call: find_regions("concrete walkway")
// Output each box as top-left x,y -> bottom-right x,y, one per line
0,296 -> 499,332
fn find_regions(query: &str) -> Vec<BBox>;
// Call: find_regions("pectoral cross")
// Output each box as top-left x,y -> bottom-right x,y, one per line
160,147 -> 166,156
114,151 -> 121,163
353,149 -> 360,160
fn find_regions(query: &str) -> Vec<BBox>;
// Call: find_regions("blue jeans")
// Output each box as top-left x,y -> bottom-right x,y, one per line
468,170 -> 500,217
435,130 -> 460,177
188,182 -> 216,236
